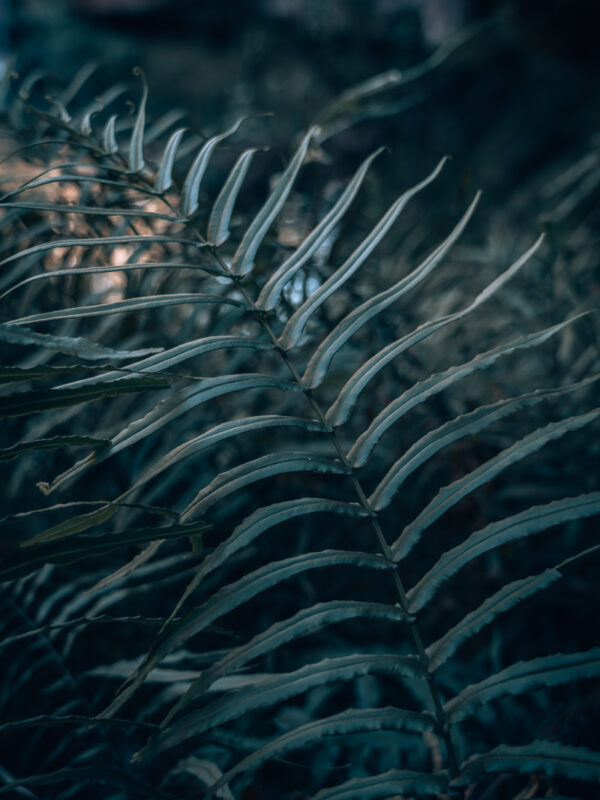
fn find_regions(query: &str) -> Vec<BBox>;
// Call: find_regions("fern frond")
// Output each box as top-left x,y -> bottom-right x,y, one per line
408,492 -> 600,612
445,649 -> 600,723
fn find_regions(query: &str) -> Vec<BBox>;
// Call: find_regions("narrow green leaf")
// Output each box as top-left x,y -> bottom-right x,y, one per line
312,770 -> 449,800
445,649 -> 600,723
99,549 -> 391,719
128,67 -> 148,172
453,741 -> 600,786
21,504 -> 118,547
0,435 -> 108,462
231,127 -> 316,276
392,408 -> 600,557
278,156 -> 448,350
256,148 -> 384,311
181,119 -> 245,218
181,452 -> 350,520
198,707 -> 436,799
326,232 -> 544,423
348,315 -> 585,467
305,192 -> 484,390
427,569 -> 561,671
0,364 -> 99,383
0,322 -> 162,360
408,492 -> 600,612
166,600 -> 412,724
0,520 -> 209,581
103,114 -> 118,154
142,655 -> 424,756
155,127 -> 187,193
10,293 -> 244,326
367,375 -> 600,515
207,148 -> 259,245
0,376 -> 169,417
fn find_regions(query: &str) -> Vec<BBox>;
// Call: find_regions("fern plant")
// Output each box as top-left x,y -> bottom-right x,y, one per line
0,66 -> 599,799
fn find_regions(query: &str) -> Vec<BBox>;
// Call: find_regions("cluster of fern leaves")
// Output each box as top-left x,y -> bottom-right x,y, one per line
0,66 -> 599,799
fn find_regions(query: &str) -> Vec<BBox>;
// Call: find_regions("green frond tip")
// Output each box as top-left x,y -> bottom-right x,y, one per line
453,741 -> 600,786
445,648 -> 600,723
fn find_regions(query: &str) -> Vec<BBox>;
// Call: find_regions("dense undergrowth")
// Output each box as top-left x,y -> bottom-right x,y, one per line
0,64 -> 599,799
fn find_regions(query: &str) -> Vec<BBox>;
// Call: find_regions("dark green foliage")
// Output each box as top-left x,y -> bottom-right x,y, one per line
0,65 -> 598,799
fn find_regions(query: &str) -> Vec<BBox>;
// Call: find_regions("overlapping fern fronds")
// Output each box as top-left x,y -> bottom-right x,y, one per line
0,66 -> 598,799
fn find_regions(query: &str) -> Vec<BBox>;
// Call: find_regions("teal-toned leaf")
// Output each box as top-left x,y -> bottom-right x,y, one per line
348,315 -> 585,467
0,376 -> 169,418
278,156 -> 448,350
427,569 -> 561,671
165,600 -> 412,724
142,656 -> 424,756
231,127 -> 316,276
408,492 -> 600,612
130,415 -> 325,496
326,232 -> 544,423
10,292 -> 244,326
128,67 -> 148,172
367,374 -> 600,514
155,127 -> 187,193
207,148 -> 259,246
445,648 -> 600,723
0,260 -> 222,303
197,707 -> 436,799
181,118 -> 245,218
305,192 -> 484,390
0,200 -> 178,222
181,452 -> 350,520
0,435 -> 108,462
256,148 -> 384,311
168,498 -> 370,637
312,770 -> 449,800
0,233 -> 203,270
0,520 -> 209,581
61,335 -> 272,389
453,741 -> 600,786
79,100 -> 102,135
99,549 -> 391,719
392,408 -> 600,557
0,322 -> 162,360
43,375 -> 299,493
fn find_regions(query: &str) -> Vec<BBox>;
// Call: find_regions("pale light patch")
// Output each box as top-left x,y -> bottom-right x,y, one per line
110,245 -> 133,267
90,270 -> 126,303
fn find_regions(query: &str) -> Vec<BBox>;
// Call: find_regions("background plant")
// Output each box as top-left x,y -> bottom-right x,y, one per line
0,63 -> 599,800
